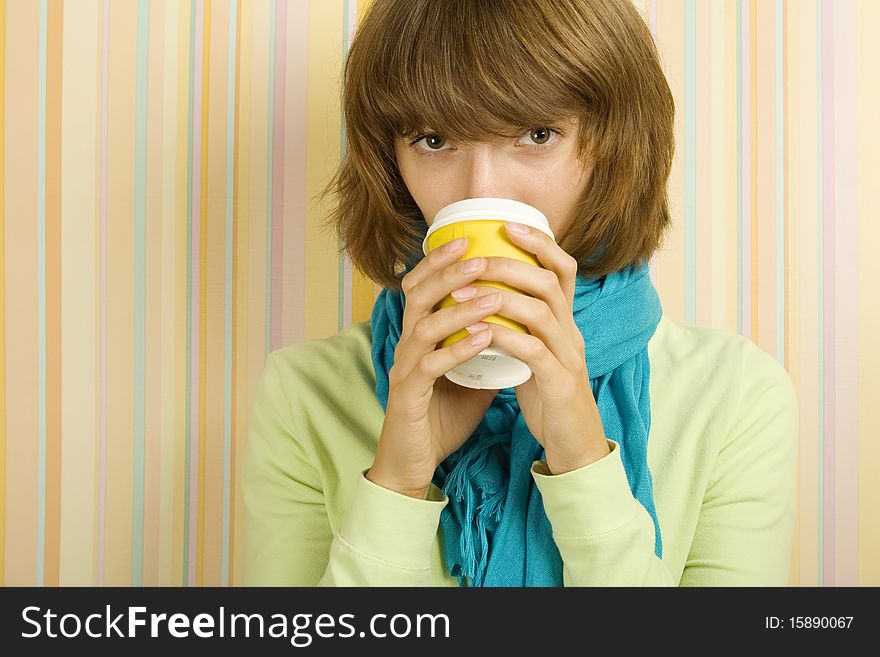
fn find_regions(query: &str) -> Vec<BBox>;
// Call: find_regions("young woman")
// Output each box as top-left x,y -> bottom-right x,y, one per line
242,0 -> 798,587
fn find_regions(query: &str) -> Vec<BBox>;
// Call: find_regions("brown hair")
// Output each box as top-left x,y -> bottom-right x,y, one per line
317,0 -> 675,290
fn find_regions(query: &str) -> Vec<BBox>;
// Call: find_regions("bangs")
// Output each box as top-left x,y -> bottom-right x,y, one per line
359,0 -> 586,142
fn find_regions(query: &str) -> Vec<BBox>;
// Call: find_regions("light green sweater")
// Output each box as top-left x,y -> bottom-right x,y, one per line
242,314 -> 798,586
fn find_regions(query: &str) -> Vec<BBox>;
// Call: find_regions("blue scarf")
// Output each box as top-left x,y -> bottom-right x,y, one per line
370,259 -> 663,586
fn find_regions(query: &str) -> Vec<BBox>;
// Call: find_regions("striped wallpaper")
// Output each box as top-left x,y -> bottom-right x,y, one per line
0,0 -> 877,587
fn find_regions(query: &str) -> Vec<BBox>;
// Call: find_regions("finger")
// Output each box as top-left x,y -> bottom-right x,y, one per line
393,293 -> 501,382
401,236 -> 468,295
398,235 -> 470,340
394,327 -> 493,403
487,323 -> 573,389
477,256 -> 574,342
504,222 -> 579,310
401,255 -> 488,340
474,287 -> 583,371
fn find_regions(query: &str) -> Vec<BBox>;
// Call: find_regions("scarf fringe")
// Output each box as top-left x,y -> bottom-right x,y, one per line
442,432 -> 510,587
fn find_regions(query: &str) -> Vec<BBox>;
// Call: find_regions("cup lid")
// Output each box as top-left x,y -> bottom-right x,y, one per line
423,198 -> 555,255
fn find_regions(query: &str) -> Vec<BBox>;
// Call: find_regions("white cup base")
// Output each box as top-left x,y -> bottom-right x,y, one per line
443,345 -> 533,390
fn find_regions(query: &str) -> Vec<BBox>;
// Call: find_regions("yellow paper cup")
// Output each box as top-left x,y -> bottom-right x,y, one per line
422,198 -> 555,389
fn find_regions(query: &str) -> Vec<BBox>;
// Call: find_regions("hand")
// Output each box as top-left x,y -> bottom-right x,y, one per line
367,237 -> 501,499
468,221 -> 611,475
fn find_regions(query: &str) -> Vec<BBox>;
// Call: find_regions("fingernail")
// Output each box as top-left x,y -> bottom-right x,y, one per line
460,257 -> 484,274
465,322 -> 489,334
443,237 -> 466,253
505,221 -> 530,235
451,286 -> 477,301
476,292 -> 501,308
469,329 -> 491,345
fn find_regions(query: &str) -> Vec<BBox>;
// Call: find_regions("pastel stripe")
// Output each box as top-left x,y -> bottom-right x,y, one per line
782,0 -> 791,366
683,0 -> 695,324
749,0 -> 758,344
740,0 -> 755,339
221,0 -> 239,587
706,0 -> 731,330
340,0 -> 378,322
97,0 -> 109,587
230,0 -> 248,587
338,0 -> 346,335
755,0 -> 775,354
781,0 -> 794,585
106,0 -> 137,586
196,0 -> 212,588
229,0 -> 245,587
305,1 -> 344,339
736,0 -> 751,335
202,0 -> 222,587
795,0 -> 821,586
654,0 -> 685,320
153,0 -> 168,585
783,0 -> 799,583
339,0 -> 354,333
41,0 -> 62,589
0,0 -> 6,588
815,0 -> 826,586
724,0 -> 738,335
821,0 -> 837,588
59,0 -> 99,586
142,0 -> 164,587
776,0 -> 786,364
4,0 -> 40,586
130,0 -> 149,588
36,0 -> 47,588
208,0 -> 229,587
172,0 -> 190,587
229,0 -> 246,587
856,0 -> 880,587
694,0 -> 710,329
270,0 -> 286,351
265,0 -> 276,359
285,0 -> 309,343
186,0 -> 197,587
741,0 -> 753,338
232,0 -> 271,583
185,0 -> 203,588
182,0 -> 195,587
736,0 -> 743,336
829,0 -> 860,587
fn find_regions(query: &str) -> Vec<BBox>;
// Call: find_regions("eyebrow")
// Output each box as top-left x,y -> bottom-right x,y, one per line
404,117 -> 578,139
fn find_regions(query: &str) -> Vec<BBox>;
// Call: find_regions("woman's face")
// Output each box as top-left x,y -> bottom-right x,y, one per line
393,118 -> 593,237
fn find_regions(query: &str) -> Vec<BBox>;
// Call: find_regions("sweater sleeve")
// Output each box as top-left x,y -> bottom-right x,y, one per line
242,352 -> 450,586
319,472 -> 448,586
532,353 -> 798,587
531,439 -> 676,586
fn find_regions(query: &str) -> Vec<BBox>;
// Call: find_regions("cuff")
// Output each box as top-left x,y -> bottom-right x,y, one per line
531,439 -> 642,538
337,469 -> 449,570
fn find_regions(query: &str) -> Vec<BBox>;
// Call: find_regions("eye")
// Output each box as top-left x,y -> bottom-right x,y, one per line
412,133 -> 452,153
520,127 -> 555,146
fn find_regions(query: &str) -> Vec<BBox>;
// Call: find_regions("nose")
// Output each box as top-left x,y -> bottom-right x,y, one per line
461,144 -> 516,200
